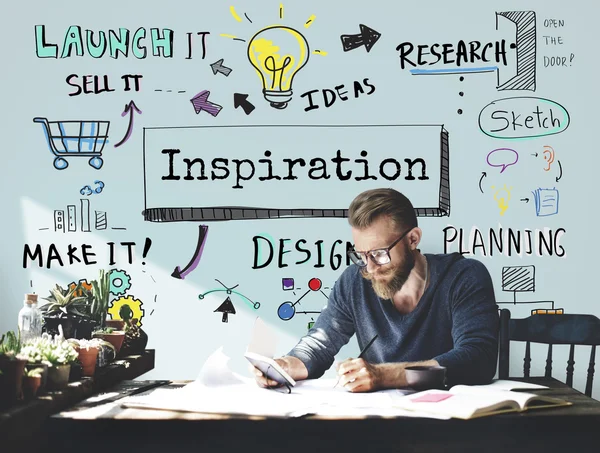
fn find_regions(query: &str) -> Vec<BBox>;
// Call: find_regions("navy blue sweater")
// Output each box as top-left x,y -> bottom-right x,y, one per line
288,253 -> 499,386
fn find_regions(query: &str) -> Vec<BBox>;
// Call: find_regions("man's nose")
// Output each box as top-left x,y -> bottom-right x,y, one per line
365,256 -> 379,274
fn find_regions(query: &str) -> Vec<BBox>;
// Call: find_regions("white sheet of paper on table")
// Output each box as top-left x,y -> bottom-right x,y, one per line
121,347 -> 448,418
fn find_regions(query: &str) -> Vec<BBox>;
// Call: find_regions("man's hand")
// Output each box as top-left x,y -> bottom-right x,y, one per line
249,356 -> 308,388
336,358 -> 382,392
336,359 -> 441,392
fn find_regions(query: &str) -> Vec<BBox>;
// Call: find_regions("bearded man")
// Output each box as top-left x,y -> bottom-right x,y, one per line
251,188 -> 499,392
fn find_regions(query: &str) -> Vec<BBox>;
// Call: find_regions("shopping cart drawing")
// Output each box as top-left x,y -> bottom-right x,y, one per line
33,117 -> 110,170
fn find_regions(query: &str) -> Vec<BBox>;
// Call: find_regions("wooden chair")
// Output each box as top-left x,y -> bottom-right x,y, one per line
498,309 -> 600,397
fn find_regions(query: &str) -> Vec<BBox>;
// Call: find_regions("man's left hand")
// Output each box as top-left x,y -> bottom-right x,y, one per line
336,358 -> 382,392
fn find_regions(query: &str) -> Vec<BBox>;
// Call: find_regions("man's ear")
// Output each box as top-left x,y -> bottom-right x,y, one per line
408,227 -> 423,250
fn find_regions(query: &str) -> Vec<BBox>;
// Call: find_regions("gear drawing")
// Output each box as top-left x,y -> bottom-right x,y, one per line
108,295 -> 144,326
68,278 -> 93,298
109,269 -> 132,295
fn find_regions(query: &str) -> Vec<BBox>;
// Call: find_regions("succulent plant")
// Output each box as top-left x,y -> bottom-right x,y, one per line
40,284 -> 90,318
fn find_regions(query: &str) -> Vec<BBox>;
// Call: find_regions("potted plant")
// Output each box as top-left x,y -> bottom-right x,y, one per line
40,283 -> 91,339
38,332 -> 79,391
20,338 -> 51,393
120,318 -> 148,357
70,338 -> 102,377
92,327 -> 125,355
90,269 -> 112,328
22,367 -> 44,400
0,331 -> 27,409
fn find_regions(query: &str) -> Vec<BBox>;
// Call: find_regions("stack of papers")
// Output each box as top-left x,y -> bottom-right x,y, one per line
120,347 -> 439,418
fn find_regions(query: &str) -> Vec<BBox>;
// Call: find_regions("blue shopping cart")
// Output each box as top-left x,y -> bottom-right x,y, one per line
34,117 -> 109,170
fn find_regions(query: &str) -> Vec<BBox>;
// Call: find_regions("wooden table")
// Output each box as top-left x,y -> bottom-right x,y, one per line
0,350 -> 154,452
40,376 -> 600,453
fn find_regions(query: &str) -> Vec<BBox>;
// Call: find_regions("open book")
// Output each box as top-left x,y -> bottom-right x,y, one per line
393,385 -> 571,419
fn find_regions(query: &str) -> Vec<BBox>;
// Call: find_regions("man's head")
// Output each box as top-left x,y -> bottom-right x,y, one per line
347,188 -> 421,299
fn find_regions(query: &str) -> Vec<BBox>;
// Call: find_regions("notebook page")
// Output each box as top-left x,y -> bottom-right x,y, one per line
456,380 -> 549,391
396,390 -> 521,418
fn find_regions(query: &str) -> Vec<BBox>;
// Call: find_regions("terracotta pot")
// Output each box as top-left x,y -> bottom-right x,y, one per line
0,357 -> 27,409
78,347 -> 99,377
25,363 -> 49,393
93,332 -> 125,354
46,364 -> 71,391
22,375 -> 42,400
104,319 -> 125,330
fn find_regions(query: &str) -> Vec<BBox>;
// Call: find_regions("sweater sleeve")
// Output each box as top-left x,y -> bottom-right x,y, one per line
286,271 -> 356,378
433,259 -> 499,385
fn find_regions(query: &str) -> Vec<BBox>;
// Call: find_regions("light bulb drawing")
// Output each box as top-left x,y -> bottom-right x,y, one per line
492,184 -> 513,216
247,26 -> 310,109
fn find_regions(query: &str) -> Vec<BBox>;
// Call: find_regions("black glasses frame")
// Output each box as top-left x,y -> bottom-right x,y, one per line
347,228 -> 412,268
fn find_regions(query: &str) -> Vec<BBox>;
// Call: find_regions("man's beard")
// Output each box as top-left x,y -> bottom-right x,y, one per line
361,250 -> 416,300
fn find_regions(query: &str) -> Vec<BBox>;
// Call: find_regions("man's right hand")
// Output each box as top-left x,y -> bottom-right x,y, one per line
249,356 -> 308,388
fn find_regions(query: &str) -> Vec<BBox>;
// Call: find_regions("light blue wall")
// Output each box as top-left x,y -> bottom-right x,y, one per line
1,0 -> 598,395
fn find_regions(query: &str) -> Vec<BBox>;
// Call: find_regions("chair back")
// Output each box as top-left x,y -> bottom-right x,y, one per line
498,309 -> 600,397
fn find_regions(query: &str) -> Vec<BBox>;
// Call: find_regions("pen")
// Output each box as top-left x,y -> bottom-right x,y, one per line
334,334 -> 379,388
358,334 -> 379,359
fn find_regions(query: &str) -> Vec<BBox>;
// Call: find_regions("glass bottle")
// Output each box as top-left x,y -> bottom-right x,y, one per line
18,293 -> 43,343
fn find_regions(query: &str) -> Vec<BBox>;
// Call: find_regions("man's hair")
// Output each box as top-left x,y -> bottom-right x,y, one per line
347,188 -> 418,232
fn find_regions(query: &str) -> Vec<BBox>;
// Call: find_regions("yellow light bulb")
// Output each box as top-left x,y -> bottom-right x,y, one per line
247,25 -> 310,109
492,184 -> 513,216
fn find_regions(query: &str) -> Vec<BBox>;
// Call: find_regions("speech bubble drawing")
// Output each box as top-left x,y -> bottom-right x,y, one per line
486,148 -> 519,173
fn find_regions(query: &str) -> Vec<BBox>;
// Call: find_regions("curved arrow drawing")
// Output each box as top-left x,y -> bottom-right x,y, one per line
172,225 -> 208,279
556,160 -> 563,182
198,289 -> 260,309
479,172 -> 487,193
114,101 -> 142,148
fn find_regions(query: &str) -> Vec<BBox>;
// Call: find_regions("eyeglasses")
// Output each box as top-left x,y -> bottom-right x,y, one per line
347,228 -> 412,268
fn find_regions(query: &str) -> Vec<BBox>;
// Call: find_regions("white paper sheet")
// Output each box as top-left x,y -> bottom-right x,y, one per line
120,347 -> 446,418
195,346 -> 254,387
464,379 -> 549,391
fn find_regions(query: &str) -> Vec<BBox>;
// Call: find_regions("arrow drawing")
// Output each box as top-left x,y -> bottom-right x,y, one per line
531,153 -> 538,157
340,24 -> 381,52
214,296 -> 236,323
556,160 -> 563,182
190,90 -> 223,117
210,58 -> 233,76
172,225 -> 209,279
233,93 -> 255,115
479,172 -> 487,193
520,198 -> 530,203
114,101 -> 142,148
